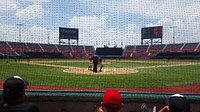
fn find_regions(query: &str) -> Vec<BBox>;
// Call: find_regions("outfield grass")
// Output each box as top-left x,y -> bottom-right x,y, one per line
0,59 -> 200,89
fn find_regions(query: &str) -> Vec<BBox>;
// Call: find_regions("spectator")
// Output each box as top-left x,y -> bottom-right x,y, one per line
88,53 -> 93,71
98,57 -> 103,72
93,54 -> 99,72
153,94 -> 191,112
0,76 -> 40,112
96,89 -> 123,112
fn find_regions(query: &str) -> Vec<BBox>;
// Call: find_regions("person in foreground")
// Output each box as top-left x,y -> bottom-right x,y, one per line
153,94 -> 191,112
0,76 -> 40,112
141,103 -> 152,112
96,89 -> 123,112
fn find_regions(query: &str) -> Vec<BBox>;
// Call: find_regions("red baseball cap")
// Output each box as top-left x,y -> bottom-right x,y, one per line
102,89 -> 123,109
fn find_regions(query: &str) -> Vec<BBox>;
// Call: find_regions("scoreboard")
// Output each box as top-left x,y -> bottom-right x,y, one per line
141,26 -> 163,39
59,27 -> 79,39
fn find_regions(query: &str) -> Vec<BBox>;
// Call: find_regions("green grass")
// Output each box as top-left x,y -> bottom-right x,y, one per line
105,61 -> 164,68
0,59 -> 200,90
47,62 -> 89,68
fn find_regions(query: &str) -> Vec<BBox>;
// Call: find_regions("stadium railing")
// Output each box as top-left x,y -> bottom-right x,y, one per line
1,90 -> 199,112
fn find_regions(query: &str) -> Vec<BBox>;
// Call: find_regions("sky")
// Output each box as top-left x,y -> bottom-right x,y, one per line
0,0 -> 200,47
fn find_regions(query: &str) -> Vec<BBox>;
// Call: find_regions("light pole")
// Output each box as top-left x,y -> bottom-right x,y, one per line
170,26 -> 177,44
16,24 -> 23,42
47,28 -> 50,44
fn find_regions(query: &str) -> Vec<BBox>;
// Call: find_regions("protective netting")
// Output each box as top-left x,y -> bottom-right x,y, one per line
0,0 -> 200,94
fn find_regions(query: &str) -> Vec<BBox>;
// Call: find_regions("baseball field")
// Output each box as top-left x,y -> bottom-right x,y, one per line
0,58 -> 200,93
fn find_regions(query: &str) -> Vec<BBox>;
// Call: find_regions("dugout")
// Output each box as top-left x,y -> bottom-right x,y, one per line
1,91 -> 200,112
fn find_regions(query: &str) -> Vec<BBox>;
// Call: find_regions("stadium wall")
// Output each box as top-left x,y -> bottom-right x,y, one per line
154,51 -> 200,59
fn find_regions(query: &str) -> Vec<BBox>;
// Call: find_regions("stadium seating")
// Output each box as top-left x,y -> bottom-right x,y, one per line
26,43 -> 43,52
163,43 -> 184,52
40,44 -> 59,53
8,42 -> 29,55
84,46 -> 95,54
195,43 -> 200,51
135,45 -> 149,53
131,53 -> 151,59
124,46 -> 135,52
1,41 -> 200,59
71,45 -> 90,58
181,43 -> 199,52
148,44 -> 166,56
123,43 -> 200,59
0,41 -> 17,56
71,45 -> 84,52
57,45 -> 73,58
124,45 -> 150,59
123,46 -> 136,58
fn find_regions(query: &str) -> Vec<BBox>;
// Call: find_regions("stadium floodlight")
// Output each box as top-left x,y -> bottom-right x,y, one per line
16,24 -> 23,42
47,27 -> 51,44
170,26 -> 177,44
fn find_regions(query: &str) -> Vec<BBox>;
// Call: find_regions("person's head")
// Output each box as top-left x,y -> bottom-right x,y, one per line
101,89 -> 123,112
2,76 -> 29,105
168,94 -> 191,112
